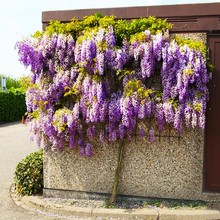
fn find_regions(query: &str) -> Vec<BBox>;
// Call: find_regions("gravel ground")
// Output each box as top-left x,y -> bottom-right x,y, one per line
43,197 -> 207,210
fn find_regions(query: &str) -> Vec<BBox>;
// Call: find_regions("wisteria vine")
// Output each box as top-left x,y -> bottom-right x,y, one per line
16,16 -> 211,157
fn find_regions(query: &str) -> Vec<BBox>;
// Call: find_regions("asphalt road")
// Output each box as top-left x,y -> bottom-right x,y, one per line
0,122 -> 89,220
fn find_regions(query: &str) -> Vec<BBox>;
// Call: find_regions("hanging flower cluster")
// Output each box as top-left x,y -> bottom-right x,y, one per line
16,16 -> 211,157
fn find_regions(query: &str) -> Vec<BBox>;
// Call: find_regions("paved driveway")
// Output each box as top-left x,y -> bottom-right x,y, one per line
0,122 -> 86,220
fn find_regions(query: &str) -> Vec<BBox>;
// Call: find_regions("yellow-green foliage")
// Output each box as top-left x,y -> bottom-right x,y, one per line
125,79 -> 153,99
174,36 -> 206,55
34,14 -> 172,46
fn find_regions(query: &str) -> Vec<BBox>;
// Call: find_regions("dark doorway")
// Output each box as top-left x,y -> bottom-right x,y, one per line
204,35 -> 220,192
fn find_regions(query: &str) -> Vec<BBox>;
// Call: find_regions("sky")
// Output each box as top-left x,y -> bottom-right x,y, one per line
0,0 -> 219,78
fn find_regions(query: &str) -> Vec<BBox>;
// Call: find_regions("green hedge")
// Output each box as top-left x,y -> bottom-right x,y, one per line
0,90 -> 26,122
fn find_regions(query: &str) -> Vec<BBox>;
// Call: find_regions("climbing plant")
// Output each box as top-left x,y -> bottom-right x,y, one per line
16,14 -> 212,203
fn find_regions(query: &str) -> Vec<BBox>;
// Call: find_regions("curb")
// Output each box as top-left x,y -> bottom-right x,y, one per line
10,187 -> 220,220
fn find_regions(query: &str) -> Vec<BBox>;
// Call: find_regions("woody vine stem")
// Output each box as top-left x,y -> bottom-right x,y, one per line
109,140 -> 124,205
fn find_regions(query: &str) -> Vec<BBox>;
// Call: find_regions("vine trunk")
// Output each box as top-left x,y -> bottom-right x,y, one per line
108,140 -> 124,205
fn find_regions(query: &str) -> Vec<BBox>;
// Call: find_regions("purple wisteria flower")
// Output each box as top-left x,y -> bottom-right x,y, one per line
149,128 -> 155,142
16,22 -> 211,156
139,127 -> 145,137
85,143 -> 93,157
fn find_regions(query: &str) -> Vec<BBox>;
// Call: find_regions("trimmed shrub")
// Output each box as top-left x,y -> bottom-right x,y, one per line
0,89 -> 26,122
14,150 -> 43,196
